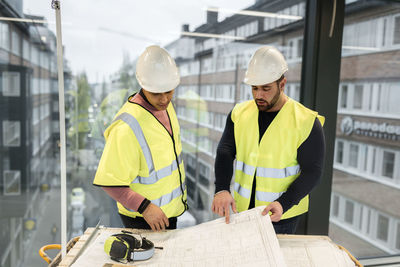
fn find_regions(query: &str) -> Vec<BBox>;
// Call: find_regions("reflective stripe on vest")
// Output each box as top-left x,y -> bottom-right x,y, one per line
124,183 -> 186,212
114,113 -> 154,173
151,182 -> 186,207
114,112 -> 183,205
234,182 -> 251,199
236,161 -> 300,178
133,154 -> 183,185
234,182 -> 285,202
256,191 -> 284,203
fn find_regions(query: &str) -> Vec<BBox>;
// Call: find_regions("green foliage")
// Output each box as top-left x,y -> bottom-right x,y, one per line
118,51 -> 140,92
68,72 -> 92,149
89,89 -> 131,140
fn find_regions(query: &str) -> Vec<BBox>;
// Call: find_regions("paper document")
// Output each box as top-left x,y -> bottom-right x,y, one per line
72,206 -> 286,267
278,236 -> 357,267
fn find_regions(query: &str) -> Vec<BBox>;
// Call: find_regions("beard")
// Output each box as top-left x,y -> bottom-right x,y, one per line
255,90 -> 281,111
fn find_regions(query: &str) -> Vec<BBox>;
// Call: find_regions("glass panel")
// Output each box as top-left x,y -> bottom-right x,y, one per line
377,214 -> 389,242
382,151 -> 395,178
333,195 -> 339,217
345,200 -> 354,224
396,223 -> 400,250
340,85 -> 348,108
349,144 -> 359,168
3,0 -> 310,264
353,85 -> 363,109
330,0 -> 400,259
336,141 -> 344,164
394,16 -> 400,44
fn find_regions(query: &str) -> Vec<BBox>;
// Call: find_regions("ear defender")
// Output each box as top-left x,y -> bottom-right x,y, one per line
104,233 -> 155,262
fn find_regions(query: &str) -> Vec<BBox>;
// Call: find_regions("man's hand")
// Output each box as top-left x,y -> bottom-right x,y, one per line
211,191 -> 237,224
261,201 -> 283,222
142,203 -> 169,231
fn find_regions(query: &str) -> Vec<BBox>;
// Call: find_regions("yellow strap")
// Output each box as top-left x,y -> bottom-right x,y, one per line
337,245 -> 363,267
39,244 -> 61,264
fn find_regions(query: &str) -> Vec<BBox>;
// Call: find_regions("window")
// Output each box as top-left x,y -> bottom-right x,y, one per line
396,223 -> 400,250
349,144 -> 359,168
394,16 -> 400,45
345,200 -> 354,224
240,83 -> 252,102
186,176 -> 195,199
333,195 -> 339,217
2,72 -> 20,97
53,101 -> 59,113
3,170 -> 21,195
31,46 -> 40,65
0,22 -> 10,50
11,31 -> 20,55
2,121 -> 21,147
215,84 -> 234,102
340,85 -> 348,108
377,214 -> 389,242
198,136 -> 213,155
380,83 -> 400,115
336,141 -> 344,164
338,82 -> 400,115
199,111 -> 213,127
203,38 -> 215,51
185,155 -> 196,178
201,57 -> 214,73
382,151 -> 395,179
287,40 -> 293,59
22,39 -> 30,60
237,21 -> 258,38
377,84 -> 382,112
363,146 -> 368,172
32,106 -> 39,125
53,121 -> 59,133
367,209 -> 371,234
198,161 -> 210,187
353,85 -> 363,109
372,148 -> 376,173
40,52 -> 50,70
297,39 -> 303,58
199,84 -> 214,100
214,113 -> 227,131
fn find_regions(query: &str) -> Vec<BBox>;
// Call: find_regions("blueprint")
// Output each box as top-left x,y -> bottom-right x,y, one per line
278,235 -> 357,267
71,206 -> 286,267
70,207 -> 358,267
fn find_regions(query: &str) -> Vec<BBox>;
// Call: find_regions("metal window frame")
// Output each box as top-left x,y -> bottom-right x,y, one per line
297,0 -> 345,235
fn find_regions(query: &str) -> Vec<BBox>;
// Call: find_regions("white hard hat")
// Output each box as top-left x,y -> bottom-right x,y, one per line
135,45 -> 180,93
244,46 -> 288,86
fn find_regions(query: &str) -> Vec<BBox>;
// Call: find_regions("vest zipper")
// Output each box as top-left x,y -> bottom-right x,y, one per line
132,102 -> 188,213
167,112 -> 189,212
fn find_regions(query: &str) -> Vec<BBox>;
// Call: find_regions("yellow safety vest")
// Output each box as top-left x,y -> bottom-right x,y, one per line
94,101 -> 187,218
231,98 -> 324,219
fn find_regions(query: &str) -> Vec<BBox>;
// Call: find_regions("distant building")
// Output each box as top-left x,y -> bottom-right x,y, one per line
0,1 -> 72,266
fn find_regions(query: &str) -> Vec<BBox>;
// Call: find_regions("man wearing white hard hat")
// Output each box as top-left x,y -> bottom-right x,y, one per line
94,45 -> 187,231
212,46 -> 326,234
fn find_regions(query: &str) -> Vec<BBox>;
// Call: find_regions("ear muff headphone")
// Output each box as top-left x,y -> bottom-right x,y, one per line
104,233 -> 155,262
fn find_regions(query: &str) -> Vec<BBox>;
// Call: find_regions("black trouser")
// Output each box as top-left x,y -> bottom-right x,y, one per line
119,213 -> 177,230
272,216 -> 300,234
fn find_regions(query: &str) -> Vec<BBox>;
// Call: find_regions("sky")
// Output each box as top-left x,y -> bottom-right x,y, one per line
24,0 -> 254,83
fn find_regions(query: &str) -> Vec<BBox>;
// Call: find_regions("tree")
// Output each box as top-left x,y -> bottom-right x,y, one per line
68,72 -> 92,150
117,51 -> 140,91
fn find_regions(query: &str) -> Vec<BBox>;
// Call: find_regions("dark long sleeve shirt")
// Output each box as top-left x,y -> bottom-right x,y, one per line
214,109 -> 325,222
